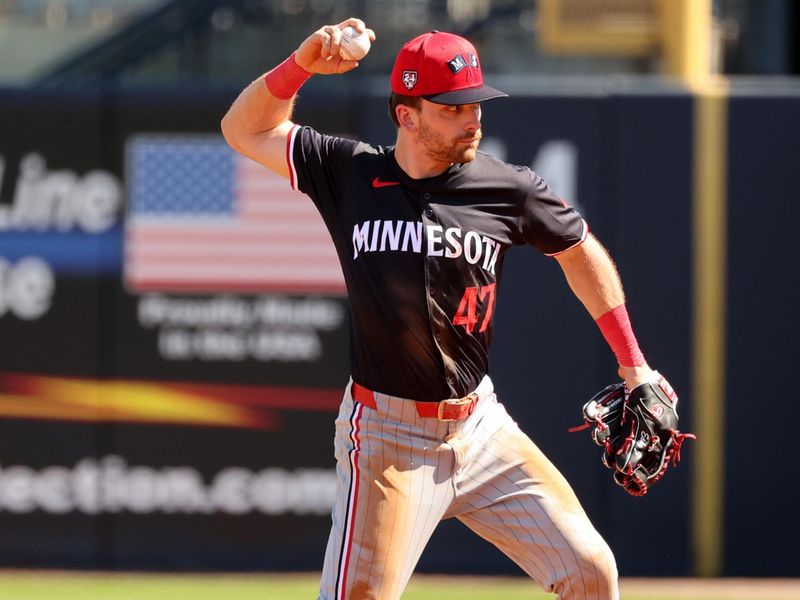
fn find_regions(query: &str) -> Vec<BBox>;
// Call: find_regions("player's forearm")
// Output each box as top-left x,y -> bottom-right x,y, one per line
556,234 -> 624,319
220,66 -> 302,150
556,235 -> 655,383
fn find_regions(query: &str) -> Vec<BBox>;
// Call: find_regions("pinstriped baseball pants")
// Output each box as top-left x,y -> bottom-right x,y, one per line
318,377 -> 618,600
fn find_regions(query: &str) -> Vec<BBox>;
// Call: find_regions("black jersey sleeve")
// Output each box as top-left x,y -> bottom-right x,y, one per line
287,125 -> 360,219
518,169 -> 588,256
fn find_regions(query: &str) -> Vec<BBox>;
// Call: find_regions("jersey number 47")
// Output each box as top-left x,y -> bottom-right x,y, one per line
452,283 -> 496,334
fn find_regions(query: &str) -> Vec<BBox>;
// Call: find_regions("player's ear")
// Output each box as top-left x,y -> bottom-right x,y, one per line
396,105 -> 418,132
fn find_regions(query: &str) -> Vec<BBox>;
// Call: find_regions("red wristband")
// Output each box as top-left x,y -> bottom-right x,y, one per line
264,52 -> 312,100
595,304 -> 646,367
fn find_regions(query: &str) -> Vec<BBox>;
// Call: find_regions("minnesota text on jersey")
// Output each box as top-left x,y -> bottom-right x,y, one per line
351,220 -> 503,274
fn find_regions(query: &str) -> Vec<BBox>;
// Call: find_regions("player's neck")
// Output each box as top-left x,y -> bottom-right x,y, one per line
394,135 -> 453,180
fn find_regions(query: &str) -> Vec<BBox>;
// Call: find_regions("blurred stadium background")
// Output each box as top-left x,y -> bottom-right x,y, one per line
0,0 -> 798,597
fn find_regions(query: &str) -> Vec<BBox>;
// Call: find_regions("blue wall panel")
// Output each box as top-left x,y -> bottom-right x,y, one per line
724,93 -> 800,576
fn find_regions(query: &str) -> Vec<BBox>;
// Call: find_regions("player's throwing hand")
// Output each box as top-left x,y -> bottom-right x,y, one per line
294,18 -> 376,75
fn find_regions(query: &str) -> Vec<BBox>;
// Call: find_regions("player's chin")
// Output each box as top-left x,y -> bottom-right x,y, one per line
457,145 -> 480,163
451,139 -> 480,162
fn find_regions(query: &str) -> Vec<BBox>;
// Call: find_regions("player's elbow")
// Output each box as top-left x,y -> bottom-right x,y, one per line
221,106 -> 261,155
222,116 -> 262,160
220,112 -> 244,152
221,113 -> 289,159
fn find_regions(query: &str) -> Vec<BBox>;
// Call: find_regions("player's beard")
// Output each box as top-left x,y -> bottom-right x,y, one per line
418,119 -> 482,164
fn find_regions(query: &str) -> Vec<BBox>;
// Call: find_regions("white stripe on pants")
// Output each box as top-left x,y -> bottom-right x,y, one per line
318,377 -> 618,600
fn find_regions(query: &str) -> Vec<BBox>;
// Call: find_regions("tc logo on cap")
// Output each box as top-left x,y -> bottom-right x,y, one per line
402,70 -> 418,90
448,53 -> 479,74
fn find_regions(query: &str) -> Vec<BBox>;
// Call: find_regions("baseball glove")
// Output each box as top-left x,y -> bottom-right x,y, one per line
570,374 -> 695,496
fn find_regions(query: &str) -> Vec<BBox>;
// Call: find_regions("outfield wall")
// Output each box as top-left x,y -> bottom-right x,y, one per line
0,80 -> 798,576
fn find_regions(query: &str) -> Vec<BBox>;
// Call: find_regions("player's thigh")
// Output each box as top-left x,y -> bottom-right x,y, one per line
319,396 -> 456,599
455,424 -> 617,598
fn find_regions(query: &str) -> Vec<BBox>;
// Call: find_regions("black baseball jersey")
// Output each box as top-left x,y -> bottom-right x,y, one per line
287,125 -> 587,401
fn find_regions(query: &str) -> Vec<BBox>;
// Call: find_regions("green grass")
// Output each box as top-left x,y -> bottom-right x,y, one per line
0,572 -> 794,600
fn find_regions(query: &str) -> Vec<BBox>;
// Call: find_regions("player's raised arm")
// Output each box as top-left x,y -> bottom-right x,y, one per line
220,17 -> 375,178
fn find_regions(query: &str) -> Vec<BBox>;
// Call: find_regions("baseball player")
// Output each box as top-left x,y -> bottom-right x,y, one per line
222,18 -> 670,600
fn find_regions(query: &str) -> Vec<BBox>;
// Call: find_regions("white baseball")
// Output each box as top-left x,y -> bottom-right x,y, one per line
339,26 -> 371,61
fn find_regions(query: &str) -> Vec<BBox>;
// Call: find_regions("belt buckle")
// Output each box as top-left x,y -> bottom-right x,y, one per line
437,393 -> 478,421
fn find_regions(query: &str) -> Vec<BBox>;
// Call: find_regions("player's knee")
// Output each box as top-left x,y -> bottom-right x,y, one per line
574,535 -> 618,598
591,537 -> 618,587
551,533 -> 618,599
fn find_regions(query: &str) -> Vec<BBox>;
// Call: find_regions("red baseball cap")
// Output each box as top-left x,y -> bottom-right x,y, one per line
390,30 -> 508,105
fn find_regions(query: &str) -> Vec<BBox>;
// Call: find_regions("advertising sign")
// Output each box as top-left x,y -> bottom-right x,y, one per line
0,91 -> 350,569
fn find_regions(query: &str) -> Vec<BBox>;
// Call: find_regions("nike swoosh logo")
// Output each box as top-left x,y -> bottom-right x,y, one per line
372,177 -> 400,188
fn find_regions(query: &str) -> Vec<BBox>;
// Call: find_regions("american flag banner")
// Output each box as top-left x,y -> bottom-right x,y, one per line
124,135 -> 345,294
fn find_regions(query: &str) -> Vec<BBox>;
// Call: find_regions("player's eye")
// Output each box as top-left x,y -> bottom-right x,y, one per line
446,103 -> 479,114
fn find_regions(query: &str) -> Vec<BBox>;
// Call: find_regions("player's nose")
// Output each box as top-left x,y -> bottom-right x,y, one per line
464,104 -> 482,130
